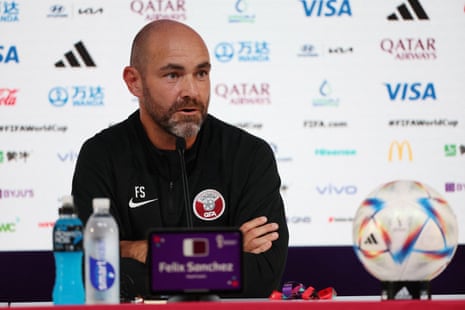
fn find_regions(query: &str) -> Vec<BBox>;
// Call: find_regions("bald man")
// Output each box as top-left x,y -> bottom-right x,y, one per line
72,20 -> 289,299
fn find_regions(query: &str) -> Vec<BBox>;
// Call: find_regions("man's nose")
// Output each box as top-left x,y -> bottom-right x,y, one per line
178,75 -> 199,98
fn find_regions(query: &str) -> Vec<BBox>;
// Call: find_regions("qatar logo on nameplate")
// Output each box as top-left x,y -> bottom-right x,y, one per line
193,189 -> 225,221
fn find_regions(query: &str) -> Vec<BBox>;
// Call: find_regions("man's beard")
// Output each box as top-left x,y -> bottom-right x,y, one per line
141,86 -> 208,138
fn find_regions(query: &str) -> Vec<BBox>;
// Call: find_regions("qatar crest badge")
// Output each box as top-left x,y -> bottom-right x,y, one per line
193,189 -> 225,221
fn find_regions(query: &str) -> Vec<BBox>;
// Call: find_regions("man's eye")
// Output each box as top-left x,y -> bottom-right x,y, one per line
197,71 -> 209,78
166,72 -> 179,79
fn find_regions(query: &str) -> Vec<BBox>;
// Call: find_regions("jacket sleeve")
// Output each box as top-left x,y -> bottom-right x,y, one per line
233,139 -> 289,297
71,136 -> 122,232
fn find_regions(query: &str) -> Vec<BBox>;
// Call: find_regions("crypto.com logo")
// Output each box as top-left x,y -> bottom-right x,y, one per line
388,140 -> 413,162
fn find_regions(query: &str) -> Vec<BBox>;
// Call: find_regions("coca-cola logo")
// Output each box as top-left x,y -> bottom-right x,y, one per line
0,88 -> 18,106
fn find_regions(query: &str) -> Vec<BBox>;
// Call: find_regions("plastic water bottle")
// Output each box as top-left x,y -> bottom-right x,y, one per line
52,195 -> 85,305
84,197 -> 120,304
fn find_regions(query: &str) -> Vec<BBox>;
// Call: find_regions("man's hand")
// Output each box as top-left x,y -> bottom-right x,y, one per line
240,216 -> 279,254
120,240 -> 147,263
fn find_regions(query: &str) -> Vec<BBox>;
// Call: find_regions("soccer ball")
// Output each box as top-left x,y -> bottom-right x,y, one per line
352,180 -> 458,282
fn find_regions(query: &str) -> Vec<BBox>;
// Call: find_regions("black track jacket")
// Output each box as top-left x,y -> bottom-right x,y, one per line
72,110 -> 289,298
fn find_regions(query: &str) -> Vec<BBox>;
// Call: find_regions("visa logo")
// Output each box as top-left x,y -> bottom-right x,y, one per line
385,82 -> 436,101
316,184 -> 357,195
0,45 -> 19,63
301,0 -> 352,17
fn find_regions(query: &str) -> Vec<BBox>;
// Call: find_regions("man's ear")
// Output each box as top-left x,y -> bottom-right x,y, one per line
123,66 -> 143,97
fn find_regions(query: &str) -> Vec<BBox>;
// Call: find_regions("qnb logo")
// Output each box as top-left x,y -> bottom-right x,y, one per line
387,0 -> 429,21
0,45 -> 19,63
55,41 -> 96,68
388,140 -> 413,162
300,0 -> 352,17
316,184 -> 357,195
385,82 -> 436,101
0,88 -> 18,106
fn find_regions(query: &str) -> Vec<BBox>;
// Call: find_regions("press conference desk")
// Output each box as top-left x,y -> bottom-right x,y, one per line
4,297 -> 465,310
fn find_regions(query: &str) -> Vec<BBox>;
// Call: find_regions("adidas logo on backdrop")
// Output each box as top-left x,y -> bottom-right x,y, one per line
55,41 -> 96,68
387,0 -> 429,21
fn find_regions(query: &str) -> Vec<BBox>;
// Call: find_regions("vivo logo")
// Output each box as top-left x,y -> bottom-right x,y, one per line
57,151 -> 78,162
385,82 -> 436,101
316,184 -> 357,195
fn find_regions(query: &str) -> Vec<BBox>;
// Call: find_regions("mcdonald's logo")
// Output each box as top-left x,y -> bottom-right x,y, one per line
388,140 -> 413,161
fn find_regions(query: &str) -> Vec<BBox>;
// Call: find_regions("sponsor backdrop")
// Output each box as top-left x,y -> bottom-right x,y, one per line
0,0 -> 464,252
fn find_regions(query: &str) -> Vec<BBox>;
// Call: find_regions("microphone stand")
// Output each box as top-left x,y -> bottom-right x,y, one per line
176,137 -> 193,229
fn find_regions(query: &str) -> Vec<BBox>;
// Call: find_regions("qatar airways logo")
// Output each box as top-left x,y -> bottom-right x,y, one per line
130,0 -> 187,21
380,37 -> 436,60
214,82 -> 271,104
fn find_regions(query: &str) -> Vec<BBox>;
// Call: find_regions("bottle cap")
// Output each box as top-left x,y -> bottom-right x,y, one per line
92,197 -> 110,212
58,195 -> 75,215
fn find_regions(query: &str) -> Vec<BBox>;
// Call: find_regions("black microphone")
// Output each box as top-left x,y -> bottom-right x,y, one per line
176,137 -> 194,228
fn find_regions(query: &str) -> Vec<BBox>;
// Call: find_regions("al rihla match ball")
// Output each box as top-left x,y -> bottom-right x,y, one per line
352,180 -> 458,282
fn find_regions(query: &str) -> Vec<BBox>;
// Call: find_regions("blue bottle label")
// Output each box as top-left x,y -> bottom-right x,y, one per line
53,224 -> 83,251
89,257 -> 116,291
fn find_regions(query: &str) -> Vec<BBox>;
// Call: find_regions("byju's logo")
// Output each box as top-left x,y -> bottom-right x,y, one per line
0,45 -> 19,63
387,0 -> 429,21
229,0 -> 256,23
0,150 -> 30,163
300,0 -> 352,17
55,41 -> 96,67
0,88 -> 18,106
0,1 -> 19,22
388,140 -> 413,162
215,41 -> 270,63
312,80 -> 340,107
385,82 -> 436,101
49,86 -> 104,107
0,189 -> 34,199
